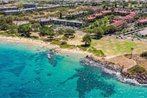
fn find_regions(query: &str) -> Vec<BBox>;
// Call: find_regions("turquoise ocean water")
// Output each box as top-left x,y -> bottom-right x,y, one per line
0,41 -> 147,98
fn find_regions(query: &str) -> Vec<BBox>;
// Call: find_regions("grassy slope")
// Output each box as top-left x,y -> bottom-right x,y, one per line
91,37 -> 147,56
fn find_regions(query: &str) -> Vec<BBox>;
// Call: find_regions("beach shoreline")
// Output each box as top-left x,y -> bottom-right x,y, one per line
0,35 -> 93,57
1,35 -> 147,85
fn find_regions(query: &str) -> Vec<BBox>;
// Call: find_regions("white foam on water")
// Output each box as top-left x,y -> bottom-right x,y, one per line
83,58 -> 147,86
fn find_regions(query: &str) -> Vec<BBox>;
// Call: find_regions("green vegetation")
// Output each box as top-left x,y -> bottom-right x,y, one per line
77,45 -> 87,51
51,40 -> 76,49
40,26 -> 54,37
60,44 -> 76,49
32,23 -> 41,32
128,65 -> 146,74
18,24 -> 31,37
140,51 -> 147,59
91,38 -> 138,56
82,34 -> 91,46
0,1 -> 147,59
63,28 -> 75,38
0,16 -> 19,35
88,47 -> 105,57
84,16 -> 117,39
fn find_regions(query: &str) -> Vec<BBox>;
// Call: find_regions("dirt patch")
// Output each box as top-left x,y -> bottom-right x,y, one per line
125,54 -> 147,70
106,55 -> 136,71
67,31 -> 85,45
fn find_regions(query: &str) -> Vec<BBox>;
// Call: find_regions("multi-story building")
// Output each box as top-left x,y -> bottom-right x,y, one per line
34,17 -> 84,28
0,6 -> 18,11
23,3 -> 38,9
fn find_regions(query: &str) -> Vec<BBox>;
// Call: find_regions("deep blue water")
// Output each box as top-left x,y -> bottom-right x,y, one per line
0,41 -> 147,98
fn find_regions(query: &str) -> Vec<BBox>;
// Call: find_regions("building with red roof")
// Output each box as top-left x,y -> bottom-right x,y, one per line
114,9 -> 130,15
111,20 -> 126,28
87,15 -> 96,21
86,9 -> 137,28
111,11 -> 137,28
102,10 -> 112,15
86,10 -> 111,21
137,18 -> 147,26
95,13 -> 103,18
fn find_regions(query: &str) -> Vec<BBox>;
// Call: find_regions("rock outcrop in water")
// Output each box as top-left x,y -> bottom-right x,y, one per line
121,72 -> 147,85
81,56 -> 147,86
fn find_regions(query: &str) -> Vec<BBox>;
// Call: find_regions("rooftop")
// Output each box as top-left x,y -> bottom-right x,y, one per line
137,28 -> 147,36
35,17 -> 84,24
138,18 -> 147,23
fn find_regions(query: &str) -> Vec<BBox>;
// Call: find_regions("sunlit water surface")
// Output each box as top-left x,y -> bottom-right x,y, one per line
0,41 -> 147,98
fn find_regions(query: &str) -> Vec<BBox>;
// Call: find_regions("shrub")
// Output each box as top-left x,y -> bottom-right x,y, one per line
140,51 -> 147,59
128,65 -> 146,74
60,44 -> 76,49
88,47 -> 105,57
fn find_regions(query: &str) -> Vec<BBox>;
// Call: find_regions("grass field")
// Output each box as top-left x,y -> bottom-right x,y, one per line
66,34 -> 147,56
90,37 -> 147,56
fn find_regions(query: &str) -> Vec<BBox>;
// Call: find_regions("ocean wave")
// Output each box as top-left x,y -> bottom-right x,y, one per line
80,57 -> 147,86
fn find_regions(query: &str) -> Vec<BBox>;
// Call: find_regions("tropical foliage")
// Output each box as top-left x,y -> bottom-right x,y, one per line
18,24 -> 31,37
128,65 -> 146,74
40,26 -> 54,37
85,16 -> 117,39
82,34 -> 91,46
140,51 -> 147,59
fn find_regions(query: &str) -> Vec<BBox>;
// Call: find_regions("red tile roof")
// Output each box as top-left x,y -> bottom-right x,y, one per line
114,10 -> 130,15
102,10 -> 112,14
95,13 -> 103,17
111,11 -> 137,27
111,20 -> 126,27
87,15 -> 96,21
86,10 -> 110,21
138,18 -> 147,23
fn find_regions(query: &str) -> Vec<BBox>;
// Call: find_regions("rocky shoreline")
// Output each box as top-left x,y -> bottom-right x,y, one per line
1,35 -> 147,85
81,56 -> 147,86
122,72 -> 147,85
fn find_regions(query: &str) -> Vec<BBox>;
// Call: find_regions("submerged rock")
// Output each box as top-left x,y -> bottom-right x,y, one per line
81,56 -> 147,86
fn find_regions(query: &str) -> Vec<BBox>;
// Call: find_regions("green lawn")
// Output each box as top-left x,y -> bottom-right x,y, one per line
91,37 -> 147,56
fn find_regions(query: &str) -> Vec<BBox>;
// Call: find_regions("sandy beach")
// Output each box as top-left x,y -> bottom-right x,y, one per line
0,35 -> 138,70
0,35 -> 92,56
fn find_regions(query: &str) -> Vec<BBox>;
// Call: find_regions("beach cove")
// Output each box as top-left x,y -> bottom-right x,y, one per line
0,36 -> 146,98
0,35 -> 93,56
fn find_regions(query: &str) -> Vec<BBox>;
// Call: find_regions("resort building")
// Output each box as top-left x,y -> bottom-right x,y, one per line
0,6 -> 18,11
102,10 -> 112,15
111,20 -> 127,28
137,28 -> 147,37
137,18 -> 147,26
0,0 -> 13,4
122,12 -> 137,22
13,21 -> 30,25
48,0 -> 101,6
86,10 -> 112,21
2,4 -> 61,15
87,15 -> 96,21
111,11 -> 137,28
34,17 -> 84,27
37,5 -> 61,10
114,9 -> 130,16
23,3 -> 38,9
3,10 -> 20,15
3,8 -> 36,15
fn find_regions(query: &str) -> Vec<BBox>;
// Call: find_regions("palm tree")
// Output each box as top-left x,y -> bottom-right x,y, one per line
130,47 -> 134,59
82,34 -> 91,47
59,11 -> 62,19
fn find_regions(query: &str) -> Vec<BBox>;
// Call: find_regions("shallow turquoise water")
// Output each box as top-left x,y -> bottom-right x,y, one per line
0,42 -> 147,98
